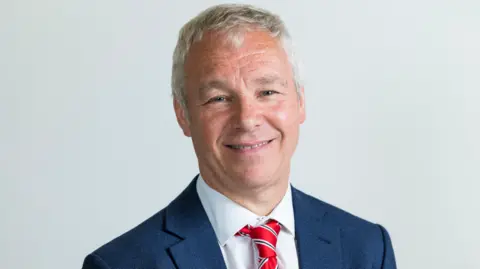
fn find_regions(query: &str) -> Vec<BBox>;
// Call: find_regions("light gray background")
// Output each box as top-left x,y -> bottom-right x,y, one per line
1,0 -> 479,268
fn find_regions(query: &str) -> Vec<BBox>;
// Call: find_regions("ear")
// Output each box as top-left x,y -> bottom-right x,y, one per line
298,87 -> 306,124
173,98 -> 192,137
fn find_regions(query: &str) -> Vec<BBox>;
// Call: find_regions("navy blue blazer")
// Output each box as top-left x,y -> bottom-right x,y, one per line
82,176 -> 397,269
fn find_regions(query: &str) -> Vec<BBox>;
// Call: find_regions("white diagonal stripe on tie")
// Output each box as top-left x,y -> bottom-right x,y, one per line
253,239 -> 276,253
258,257 -> 269,269
260,224 -> 278,237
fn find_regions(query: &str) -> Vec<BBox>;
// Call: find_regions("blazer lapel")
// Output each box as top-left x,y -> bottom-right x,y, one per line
165,176 -> 227,269
292,186 -> 342,269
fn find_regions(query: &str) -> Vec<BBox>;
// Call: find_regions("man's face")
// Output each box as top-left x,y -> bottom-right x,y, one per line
175,30 -> 305,190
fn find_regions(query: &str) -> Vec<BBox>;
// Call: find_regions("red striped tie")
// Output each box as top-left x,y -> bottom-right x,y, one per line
236,219 -> 281,269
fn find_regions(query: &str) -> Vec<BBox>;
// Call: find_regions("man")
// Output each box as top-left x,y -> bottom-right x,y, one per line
82,4 -> 397,269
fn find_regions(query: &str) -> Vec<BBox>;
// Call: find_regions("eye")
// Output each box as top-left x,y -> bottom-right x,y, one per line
260,90 -> 279,97
207,96 -> 228,103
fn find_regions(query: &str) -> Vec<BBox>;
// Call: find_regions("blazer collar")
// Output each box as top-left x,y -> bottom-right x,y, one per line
292,186 -> 342,269
164,175 -> 227,269
164,176 -> 342,269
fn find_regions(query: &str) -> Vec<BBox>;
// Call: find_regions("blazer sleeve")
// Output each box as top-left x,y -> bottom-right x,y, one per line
378,224 -> 397,269
82,253 -> 111,269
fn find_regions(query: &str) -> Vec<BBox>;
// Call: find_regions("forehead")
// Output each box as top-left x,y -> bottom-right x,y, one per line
184,30 -> 292,82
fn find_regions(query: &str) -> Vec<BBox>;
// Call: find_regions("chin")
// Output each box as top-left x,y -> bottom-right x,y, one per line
228,166 -> 278,188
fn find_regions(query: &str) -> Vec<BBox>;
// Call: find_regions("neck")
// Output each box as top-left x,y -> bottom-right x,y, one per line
199,168 -> 290,216
235,181 -> 289,216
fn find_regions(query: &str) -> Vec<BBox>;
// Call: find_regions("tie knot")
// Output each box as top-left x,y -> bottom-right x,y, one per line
236,219 -> 281,258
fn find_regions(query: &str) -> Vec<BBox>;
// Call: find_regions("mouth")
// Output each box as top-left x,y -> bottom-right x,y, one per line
225,139 -> 274,151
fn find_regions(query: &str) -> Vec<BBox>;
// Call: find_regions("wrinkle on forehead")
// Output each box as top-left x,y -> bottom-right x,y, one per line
184,30 -> 293,94
187,30 -> 282,62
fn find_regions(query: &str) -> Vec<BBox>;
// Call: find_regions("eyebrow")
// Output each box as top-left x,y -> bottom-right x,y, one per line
197,79 -> 232,98
251,74 -> 288,88
197,74 -> 288,96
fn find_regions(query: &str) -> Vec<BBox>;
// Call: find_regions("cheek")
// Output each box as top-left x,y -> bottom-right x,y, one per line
268,101 -> 299,127
196,110 -> 229,144
274,110 -> 289,123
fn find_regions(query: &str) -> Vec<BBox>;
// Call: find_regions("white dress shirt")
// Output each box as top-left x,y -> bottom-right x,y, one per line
196,174 -> 299,269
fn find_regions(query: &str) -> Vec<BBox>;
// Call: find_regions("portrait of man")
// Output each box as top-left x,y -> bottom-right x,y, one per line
82,3 -> 397,269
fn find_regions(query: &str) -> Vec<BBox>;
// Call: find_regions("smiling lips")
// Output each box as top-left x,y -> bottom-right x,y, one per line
225,139 -> 274,152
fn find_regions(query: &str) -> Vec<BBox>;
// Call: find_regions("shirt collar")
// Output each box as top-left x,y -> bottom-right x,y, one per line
196,174 -> 295,246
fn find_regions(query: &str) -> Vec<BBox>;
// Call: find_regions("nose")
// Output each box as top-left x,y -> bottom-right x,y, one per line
233,96 -> 263,131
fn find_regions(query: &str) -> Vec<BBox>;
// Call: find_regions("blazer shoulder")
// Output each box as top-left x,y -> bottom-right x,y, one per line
293,188 -> 397,268
82,208 -> 179,269
82,177 -> 202,269
294,187 -> 379,229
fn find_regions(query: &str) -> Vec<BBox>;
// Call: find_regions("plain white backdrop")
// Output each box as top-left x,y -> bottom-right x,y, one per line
1,0 -> 479,268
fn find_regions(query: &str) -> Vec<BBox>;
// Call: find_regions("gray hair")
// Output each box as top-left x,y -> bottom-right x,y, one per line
171,3 -> 303,113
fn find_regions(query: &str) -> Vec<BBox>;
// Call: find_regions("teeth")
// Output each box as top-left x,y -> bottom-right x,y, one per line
230,141 -> 268,150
